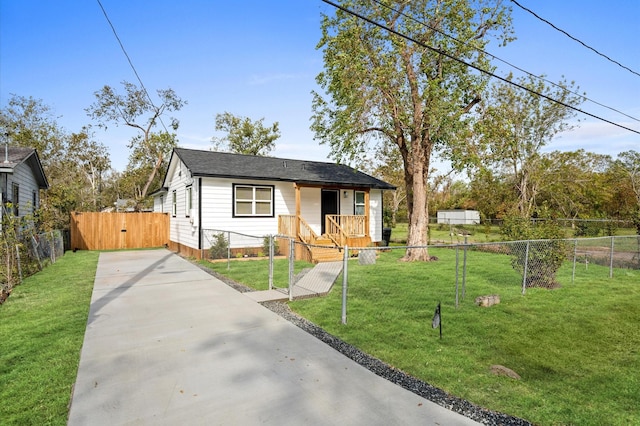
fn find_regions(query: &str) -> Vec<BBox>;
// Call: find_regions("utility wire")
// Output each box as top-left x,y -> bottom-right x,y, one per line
320,0 -> 640,136
96,0 -> 169,133
511,0 -> 640,78
369,0 -> 640,124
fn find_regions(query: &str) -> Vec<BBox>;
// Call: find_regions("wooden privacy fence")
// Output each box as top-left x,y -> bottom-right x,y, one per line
70,212 -> 169,251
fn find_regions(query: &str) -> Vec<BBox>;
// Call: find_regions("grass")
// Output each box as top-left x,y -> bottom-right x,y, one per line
207,248 -> 640,425
0,251 -> 99,426
199,257 -> 315,291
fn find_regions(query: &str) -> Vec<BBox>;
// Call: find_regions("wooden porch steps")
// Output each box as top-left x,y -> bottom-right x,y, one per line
309,235 -> 343,263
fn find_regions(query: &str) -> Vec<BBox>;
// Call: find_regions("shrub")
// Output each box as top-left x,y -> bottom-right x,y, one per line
263,235 -> 279,256
501,215 -> 568,288
208,233 -> 229,259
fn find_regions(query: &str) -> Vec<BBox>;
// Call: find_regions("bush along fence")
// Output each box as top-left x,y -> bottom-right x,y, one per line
201,230 -> 639,325
0,216 -> 65,304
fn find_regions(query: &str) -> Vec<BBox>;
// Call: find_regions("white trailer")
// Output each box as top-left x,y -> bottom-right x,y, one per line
437,210 -> 480,225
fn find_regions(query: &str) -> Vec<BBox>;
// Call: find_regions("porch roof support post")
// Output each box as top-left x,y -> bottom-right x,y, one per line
294,183 -> 301,240
364,189 -> 370,238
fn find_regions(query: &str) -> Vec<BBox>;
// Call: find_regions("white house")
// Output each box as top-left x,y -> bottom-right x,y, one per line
0,147 -> 49,224
436,209 -> 481,225
152,148 -> 395,261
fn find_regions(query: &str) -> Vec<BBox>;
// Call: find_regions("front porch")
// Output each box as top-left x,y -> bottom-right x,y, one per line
278,214 -> 372,263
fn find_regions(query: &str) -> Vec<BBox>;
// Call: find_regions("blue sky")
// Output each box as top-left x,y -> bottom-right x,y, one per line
1,0 -> 638,172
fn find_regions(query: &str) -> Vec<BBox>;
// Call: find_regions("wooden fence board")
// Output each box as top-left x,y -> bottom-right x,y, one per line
70,212 -> 169,251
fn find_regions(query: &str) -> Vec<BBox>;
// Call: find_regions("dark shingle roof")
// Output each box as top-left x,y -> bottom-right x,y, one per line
172,148 -> 395,190
0,147 -> 49,189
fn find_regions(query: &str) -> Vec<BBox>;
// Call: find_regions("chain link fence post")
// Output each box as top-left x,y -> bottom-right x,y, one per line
462,236 -> 468,299
226,231 -> 233,268
268,234 -> 274,290
288,240 -> 295,301
341,244 -> 348,325
455,245 -> 459,309
522,241 -> 530,295
609,236 -> 614,278
572,239 -> 578,284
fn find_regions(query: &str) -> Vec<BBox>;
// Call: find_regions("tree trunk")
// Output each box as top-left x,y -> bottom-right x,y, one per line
402,160 -> 430,261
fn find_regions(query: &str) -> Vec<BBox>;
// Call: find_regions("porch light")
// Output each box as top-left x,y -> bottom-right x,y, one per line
343,191 -> 348,198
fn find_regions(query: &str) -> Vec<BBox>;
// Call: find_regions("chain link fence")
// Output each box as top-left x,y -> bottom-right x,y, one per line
1,229 -> 65,304
337,235 -> 639,324
198,230 -> 639,325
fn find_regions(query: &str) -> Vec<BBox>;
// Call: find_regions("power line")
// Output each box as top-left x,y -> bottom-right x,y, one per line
510,0 -> 640,79
96,0 -> 169,133
369,0 -> 640,124
320,0 -> 640,136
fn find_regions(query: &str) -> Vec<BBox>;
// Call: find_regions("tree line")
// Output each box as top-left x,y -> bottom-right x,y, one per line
0,85 -> 279,231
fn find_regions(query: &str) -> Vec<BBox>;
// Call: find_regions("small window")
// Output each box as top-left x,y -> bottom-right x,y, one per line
233,184 -> 274,217
354,191 -> 365,215
185,186 -> 192,216
172,190 -> 177,217
12,183 -> 19,216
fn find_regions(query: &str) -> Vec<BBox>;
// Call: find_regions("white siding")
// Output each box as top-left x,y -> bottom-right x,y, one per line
300,187 -> 321,235
7,162 -> 41,218
163,160 -> 200,249
200,178 -> 297,248
369,190 -> 383,242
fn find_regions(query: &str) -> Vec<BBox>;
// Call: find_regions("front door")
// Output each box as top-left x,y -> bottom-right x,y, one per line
321,190 -> 339,235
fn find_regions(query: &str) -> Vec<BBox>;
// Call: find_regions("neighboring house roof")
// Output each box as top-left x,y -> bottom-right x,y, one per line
0,147 -> 49,189
164,148 -> 395,190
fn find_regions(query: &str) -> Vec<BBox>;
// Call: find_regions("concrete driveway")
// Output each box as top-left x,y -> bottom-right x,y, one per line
68,249 -> 480,425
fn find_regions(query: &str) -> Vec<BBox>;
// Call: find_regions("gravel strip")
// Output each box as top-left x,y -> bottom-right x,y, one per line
195,262 -> 532,425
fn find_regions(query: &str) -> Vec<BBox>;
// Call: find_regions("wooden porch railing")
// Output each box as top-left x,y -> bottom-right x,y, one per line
325,215 -> 347,246
298,216 -> 319,244
278,215 -> 319,244
326,215 -> 366,237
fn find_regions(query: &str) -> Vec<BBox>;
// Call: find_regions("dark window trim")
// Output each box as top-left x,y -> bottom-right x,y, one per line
171,190 -> 177,217
232,183 -> 275,218
185,185 -> 193,217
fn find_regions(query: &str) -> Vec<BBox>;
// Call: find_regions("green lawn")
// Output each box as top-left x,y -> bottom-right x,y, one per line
0,251 -> 98,426
205,248 -> 640,425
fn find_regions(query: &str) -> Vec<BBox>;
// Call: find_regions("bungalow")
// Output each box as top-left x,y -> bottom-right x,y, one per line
0,147 -> 49,224
153,148 -> 395,261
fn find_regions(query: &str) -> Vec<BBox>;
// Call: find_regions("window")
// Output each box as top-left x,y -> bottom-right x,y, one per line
233,184 -> 274,217
171,190 -> 177,216
12,183 -> 19,216
354,191 -> 365,215
185,186 -> 192,216
33,191 -> 37,213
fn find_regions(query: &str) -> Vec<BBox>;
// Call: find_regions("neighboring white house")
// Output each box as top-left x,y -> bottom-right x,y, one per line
437,209 -> 480,225
152,148 -> 395,261
0,147 -> 49,224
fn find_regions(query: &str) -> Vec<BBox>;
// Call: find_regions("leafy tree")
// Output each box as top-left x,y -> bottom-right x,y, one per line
372,141 -> 405,227
471,74 -> 584,218
86,81 -> 185,207
212,112 -> 280,156
311,0 -> 513,261
614,150 -> 640,234
537,150 -> 611,220
1,95 -> 115,229
0,94 -> 65,169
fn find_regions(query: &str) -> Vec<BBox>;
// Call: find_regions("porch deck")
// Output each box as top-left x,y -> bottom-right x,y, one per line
244,261 -> 343,302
